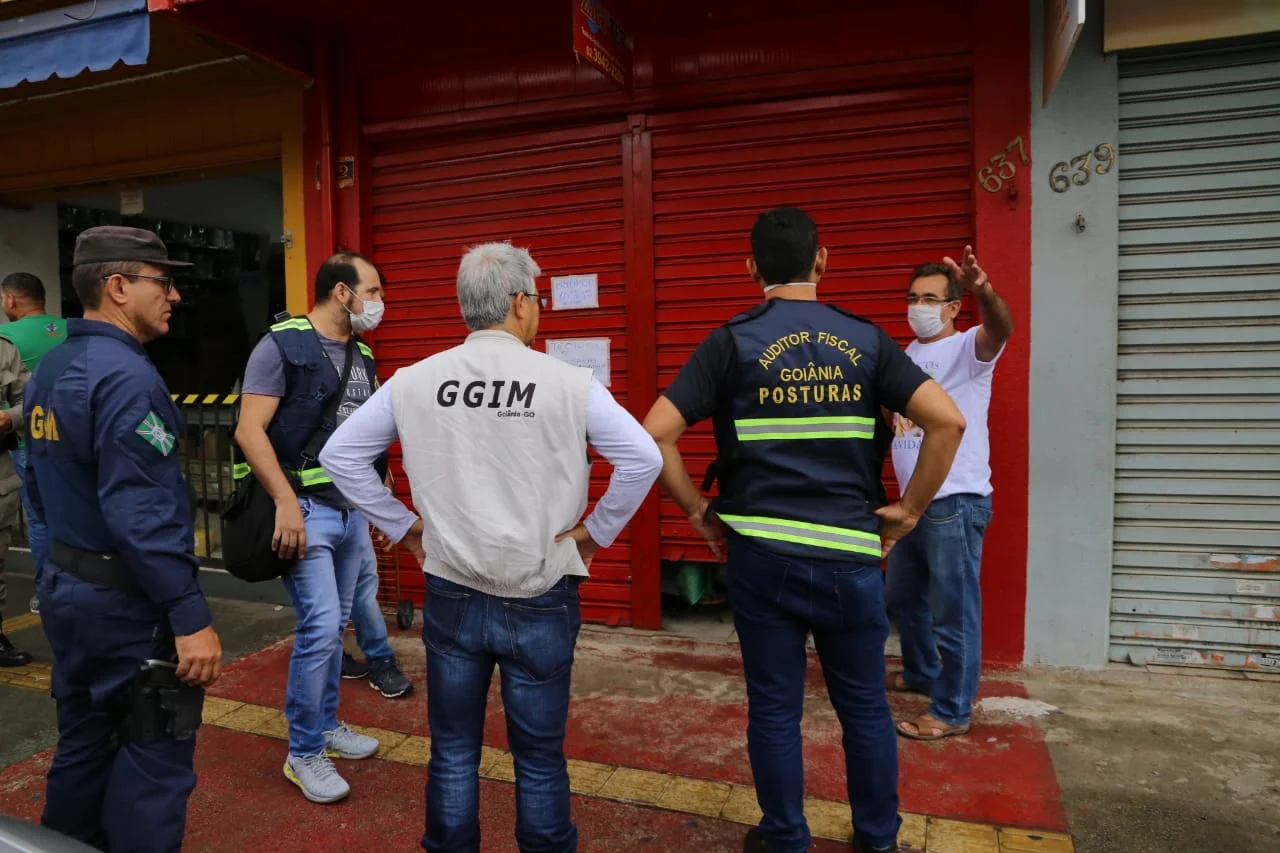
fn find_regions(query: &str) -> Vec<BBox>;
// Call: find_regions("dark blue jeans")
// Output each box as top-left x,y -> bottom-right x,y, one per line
885,493 -> 993,727
726,534 -> 901,852
39,569 -> 199,853
421,574 -> 581,853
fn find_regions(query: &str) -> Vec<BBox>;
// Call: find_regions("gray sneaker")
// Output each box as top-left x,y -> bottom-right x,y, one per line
284,753 -> 350,804
324,722 -> 379,760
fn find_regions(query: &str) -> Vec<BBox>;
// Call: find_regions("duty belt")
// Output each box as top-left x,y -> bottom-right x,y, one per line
50,541 -> 142,595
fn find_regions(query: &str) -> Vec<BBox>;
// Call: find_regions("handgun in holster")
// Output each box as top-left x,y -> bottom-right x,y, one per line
117,659 -> 205,744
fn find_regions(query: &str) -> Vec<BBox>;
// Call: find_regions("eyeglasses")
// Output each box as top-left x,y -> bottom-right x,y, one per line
905,294 -> 955,306
108,272 -> 178,295
510,291 -> 548,309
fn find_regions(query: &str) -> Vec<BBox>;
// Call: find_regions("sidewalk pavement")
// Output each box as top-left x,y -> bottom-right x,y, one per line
2,577 -> 1276,851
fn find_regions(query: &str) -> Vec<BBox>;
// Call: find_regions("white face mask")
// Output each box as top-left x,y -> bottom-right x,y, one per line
347,297 -> 385,333
907,304 -> 948,339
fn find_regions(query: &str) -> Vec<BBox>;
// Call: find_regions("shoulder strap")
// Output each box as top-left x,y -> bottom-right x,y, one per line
299,334 -> 357,465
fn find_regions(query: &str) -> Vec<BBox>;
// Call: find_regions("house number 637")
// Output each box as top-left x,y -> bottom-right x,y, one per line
978,136 -> 1030,193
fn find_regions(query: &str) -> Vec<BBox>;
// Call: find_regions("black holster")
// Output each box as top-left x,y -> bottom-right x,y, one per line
117,660 -> 205,744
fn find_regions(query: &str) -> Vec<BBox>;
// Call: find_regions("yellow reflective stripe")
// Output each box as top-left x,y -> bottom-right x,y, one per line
739,429 -> 874,441
296,467 -> 332,487
717,513 -> 881,557
270,318 -> 312,333
734,415 -> 875,441
232,464 -> 331,488
357,342 -> 374,359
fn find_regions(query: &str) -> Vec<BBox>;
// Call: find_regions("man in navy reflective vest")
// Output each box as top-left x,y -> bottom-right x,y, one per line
234,251 -> 407,805
643,207 -> 967,853
26,226 -> 223,852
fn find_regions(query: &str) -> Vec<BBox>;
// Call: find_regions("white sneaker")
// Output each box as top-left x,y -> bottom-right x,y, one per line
324,722 -> 379,760
29,595 -> 39,614
284,753 -> 350,804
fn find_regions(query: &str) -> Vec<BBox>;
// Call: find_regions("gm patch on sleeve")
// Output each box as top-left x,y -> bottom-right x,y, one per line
135,411 -> 176,456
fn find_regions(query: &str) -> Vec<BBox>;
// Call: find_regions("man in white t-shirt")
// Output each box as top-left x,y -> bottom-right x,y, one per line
886,246 -> 1014,741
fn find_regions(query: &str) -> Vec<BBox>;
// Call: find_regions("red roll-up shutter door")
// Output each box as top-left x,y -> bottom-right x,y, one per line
366,120 -> 636,624
650,84 -> 976,562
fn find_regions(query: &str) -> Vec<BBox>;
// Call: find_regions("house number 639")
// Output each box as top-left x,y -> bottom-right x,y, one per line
1049,143 -> 1117,192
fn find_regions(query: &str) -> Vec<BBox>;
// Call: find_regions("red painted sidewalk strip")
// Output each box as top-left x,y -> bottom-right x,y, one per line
0,728 -> 852,853
207,633 -> 1067,833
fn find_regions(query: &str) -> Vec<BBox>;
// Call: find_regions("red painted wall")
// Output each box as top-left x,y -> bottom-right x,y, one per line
301,0 -> 1032,660
969,0 -> 1031,663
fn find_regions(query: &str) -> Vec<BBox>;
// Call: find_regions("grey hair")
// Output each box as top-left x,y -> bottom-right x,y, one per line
456,242 -> 542,331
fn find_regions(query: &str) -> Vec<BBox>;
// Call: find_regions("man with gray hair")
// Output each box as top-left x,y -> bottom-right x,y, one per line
320,241 -> 662,852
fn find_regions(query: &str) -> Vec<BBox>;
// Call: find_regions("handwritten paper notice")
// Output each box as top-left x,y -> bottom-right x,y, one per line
547,337 -> 611,387
550,274 -> 599,310
120,189 -> 144,216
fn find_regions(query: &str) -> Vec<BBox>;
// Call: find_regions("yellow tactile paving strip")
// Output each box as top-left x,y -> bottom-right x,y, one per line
0,658 -> 52,693
1,612 -> 42,634
1,665 -> 1074,852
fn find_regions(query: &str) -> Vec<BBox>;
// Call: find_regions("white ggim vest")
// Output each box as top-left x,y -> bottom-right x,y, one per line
388,330 -> 592,598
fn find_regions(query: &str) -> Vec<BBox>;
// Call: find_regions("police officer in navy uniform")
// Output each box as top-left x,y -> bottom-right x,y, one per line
643,208 -> 967,853
26,226 -> 223,852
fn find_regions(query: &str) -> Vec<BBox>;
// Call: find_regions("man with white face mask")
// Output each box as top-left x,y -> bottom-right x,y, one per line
887,247 -> 1014,742
235,251 -> 411,805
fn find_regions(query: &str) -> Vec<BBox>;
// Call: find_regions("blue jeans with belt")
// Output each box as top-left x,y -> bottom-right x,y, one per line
726,533 -> 901,852
420,573 -> 581,853
885,492 -> 993,727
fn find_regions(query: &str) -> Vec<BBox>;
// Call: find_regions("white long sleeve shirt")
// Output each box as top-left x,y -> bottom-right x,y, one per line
320,341 -> 661,595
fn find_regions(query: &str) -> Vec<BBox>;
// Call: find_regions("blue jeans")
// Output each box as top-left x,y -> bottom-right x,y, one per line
726,533 -> 900,852
12,447 -> 49,586
885,493 -> 993,727
350,541 -> 394,662
421,574 -> 581,853
281,498 -> 369,755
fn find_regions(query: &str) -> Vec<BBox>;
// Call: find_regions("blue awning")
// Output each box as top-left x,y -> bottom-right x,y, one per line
0,0 -> 150,90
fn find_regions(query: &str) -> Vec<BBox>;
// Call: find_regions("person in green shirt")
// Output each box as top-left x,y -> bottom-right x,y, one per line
1,272 -> 66,616
2,273 -> 66,372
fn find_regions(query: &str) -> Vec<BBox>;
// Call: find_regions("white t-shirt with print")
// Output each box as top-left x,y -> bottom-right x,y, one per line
891,326 -> 1002,501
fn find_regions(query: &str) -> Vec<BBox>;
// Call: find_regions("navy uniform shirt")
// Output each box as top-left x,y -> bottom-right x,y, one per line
25,319 -> 210,636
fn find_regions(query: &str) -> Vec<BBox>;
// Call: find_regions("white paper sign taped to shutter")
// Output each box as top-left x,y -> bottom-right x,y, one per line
120,188 -> 144,216
546,337 -> 611,387
550,274 -> 599,310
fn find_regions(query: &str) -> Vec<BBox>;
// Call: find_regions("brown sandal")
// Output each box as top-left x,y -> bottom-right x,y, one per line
896,713 -> 970,741
885,672 -> 929,696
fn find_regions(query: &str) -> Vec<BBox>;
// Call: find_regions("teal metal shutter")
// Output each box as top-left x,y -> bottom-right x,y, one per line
1110,39 -> 1280,672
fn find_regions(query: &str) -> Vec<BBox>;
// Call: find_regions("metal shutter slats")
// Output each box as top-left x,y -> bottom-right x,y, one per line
1111,39 -> 1280,673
